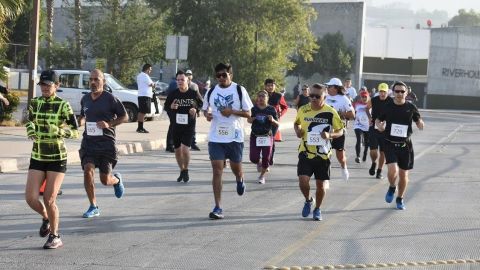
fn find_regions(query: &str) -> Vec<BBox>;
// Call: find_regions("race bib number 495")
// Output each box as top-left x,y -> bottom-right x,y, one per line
86,122 -> 103,136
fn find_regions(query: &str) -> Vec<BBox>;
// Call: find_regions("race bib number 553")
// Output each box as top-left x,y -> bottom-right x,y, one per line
307,132 -> 328,146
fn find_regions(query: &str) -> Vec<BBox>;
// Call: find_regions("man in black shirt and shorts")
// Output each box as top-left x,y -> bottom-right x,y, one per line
164,70 -> 202,182
79,69 -> 128,218
367,83 -> 393,179
376,81 -> 424,210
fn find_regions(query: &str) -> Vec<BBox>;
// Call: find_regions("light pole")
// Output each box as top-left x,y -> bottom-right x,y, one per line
27,0 -> 41,107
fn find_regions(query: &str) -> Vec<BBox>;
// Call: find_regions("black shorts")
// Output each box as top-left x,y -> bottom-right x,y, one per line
138,96 -> 152,114
173,127 -> 194,148
80,153 -> 117,174
297,153 -> 330,180
29,159 -> 67,173
384,140 -> 414,170
369,126 -> 385,151
331,134 -> 345,151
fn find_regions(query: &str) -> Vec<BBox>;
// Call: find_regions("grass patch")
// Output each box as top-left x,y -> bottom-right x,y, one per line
10,89 -> 28,97
0,119 -> 22,127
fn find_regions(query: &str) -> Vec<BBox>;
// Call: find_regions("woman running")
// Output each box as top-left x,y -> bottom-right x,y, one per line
353,90 -> 371,163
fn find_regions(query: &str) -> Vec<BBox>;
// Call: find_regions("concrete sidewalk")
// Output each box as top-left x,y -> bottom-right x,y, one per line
0,110 -> 296,173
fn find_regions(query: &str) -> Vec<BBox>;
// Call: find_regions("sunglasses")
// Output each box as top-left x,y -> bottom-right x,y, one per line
394,90 -> 406,94
215,72 -> 228,79
309,94 -> 322,99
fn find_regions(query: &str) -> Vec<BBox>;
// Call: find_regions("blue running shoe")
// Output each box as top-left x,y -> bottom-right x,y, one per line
113,172 -> 125,198
302,198 -> 314,217
209,206 -> 224,219
396,197 -> 406,210
313,208 -> 322,221
385,186 -> 396,203
83,205 -> 100,218
236,179 -> 246,196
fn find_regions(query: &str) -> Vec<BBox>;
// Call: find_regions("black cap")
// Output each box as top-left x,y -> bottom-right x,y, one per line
38,70 -> 58,85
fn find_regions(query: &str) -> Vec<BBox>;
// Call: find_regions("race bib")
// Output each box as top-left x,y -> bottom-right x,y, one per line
216,123 -> 234,139
256,136 -> 271,147
176,113 -> 188,125
86,122 -> 103,136
307,132 -> 328,146
390,123 -> 408,138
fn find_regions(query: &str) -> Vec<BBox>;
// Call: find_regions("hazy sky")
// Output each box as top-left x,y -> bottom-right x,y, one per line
368,0 -> 480,17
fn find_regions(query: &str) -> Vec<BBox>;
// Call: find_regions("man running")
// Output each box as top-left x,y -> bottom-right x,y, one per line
294,84 -> 343,221
376,81 -> 424,210
78,69 -> 127,218
202,63 -> 253,219
367,83 -> 393,179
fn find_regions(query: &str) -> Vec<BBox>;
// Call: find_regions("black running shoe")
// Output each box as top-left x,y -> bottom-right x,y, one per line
182,170 -> 190,183
176,171 -> 183,182
39,219 -> 50,238
369,162 -> 376,176
43,234 -> 63,249
376,169 -> 383,179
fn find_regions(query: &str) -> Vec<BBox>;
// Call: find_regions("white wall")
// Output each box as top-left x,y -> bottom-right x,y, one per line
364,27 -> 430,59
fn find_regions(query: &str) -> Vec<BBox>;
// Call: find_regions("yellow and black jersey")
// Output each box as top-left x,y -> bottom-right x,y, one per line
295,103 -> 343,160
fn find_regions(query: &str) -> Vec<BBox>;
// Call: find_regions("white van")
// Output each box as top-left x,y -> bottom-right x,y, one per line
36,70 -> 161,122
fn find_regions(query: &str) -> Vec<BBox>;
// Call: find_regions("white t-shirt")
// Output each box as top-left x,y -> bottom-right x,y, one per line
136,72 -> 153,97
353,102 -> 370,131
326,94 -> 353,114
346,87 -> 357,100
202,82 -> 253,143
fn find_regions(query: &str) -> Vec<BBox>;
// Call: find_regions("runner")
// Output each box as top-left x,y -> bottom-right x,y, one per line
202,63 -> 253,219
294,83 -> 343,221
78,69 -> 127,218
325,78 -> 355,181
352,90 -> 371,163
247,90 -> 279,184
375,81 -> 424,210
24,70 -> 79,249
367,83 -> 393,179
164,70 -> 202,182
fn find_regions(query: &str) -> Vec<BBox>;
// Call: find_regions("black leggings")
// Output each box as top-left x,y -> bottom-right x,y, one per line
354,128 -> 369,158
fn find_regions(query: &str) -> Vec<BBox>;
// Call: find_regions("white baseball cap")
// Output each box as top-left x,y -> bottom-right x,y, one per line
185,70 -> 192,75
325,77 -> 342,87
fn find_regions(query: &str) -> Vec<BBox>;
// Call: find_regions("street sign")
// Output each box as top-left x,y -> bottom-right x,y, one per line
166,35 -> 189,60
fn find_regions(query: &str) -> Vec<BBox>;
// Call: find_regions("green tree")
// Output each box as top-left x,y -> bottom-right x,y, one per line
147,0 -> 317,93
289,32 -> 354,79
449,9 -> 480,27
84,0 -> 171,84
0,0 -> 26,80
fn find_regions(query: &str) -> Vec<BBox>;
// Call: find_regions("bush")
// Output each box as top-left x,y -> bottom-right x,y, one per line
0,92 -> 20,123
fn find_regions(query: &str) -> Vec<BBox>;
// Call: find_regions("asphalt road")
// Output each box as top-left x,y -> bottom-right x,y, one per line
1,110 -> 479,270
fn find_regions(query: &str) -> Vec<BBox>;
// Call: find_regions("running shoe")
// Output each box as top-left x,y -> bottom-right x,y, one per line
113,172 -> 125,198
396,197 -> 406,210
313,208 -> 322,221
355,157 -> 361,163
258,176 -> 265,184
236,179 -> 246,196
369,162 -> 377,176
182,170 -> 190,183
341,168 -> 349,181
209,206 -> 224,219
385,186 -> 396,203
191,144 -> 201,151
83,205 -> 100,218
39,219 -> 50,237
43,234 -> 63,249
176,171 -> 183,182
362,153 -> 367,162
136,128 -> 149,133
376,169 -> 383,179
302,198 -> 314,217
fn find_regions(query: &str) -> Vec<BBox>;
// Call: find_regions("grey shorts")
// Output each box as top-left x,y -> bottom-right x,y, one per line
208,142 -> 244,163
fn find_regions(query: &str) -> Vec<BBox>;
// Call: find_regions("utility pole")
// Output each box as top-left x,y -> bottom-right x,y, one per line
27,0 -> 41,107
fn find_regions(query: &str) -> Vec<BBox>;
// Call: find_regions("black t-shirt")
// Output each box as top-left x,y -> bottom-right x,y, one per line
164,88 -> 200,130
378,101 -> 421,142
251,105 -> 278,136
297,95 -> 310,109
80,91 -> 126,154
371,96 -> 393,121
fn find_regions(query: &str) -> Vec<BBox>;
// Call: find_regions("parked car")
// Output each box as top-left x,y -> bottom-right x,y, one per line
36,70 -> 161,122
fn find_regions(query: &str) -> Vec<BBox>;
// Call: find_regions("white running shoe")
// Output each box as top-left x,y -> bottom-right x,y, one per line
342,168 -> 349,181
258,176 -> 265,184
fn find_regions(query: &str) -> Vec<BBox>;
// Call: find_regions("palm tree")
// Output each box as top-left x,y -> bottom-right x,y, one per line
45,0 -> 54,68
74,0 -> 83,68
0,0 -> 26,80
